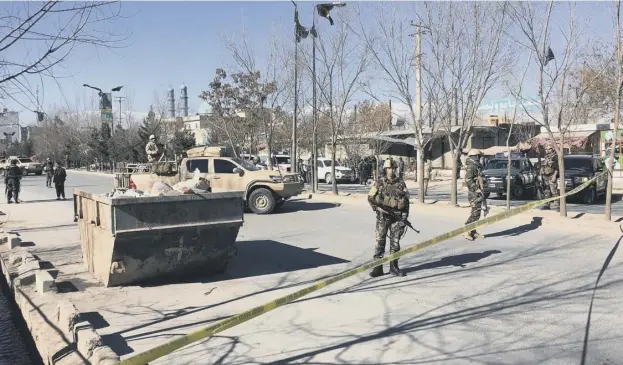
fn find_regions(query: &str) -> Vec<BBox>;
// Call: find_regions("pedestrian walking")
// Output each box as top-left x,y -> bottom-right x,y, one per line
53,162 -> 67,200
5,159 -> 22,204
367,159 -> 410,278
463,149 -> 485,241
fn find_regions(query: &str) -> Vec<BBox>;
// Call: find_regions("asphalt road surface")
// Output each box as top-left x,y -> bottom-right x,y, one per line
10,171 -> 622,365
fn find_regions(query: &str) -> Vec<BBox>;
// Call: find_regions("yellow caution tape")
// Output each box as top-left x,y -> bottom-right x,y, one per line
116,172 -> 606,365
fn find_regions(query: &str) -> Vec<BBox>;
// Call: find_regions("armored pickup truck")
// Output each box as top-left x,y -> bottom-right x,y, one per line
126,146 -> 304,214
483,153 -> 537,199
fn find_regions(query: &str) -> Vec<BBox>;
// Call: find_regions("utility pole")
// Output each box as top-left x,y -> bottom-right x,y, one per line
292,2 -> 299,173
312,18 -> 318,192
115,96 -> 126,130
415,24 -> 422,135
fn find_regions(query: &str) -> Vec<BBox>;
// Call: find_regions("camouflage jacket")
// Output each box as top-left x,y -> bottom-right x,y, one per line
464,157 -> 484,192
541,152 -> 558,176
367,176 -> 410,214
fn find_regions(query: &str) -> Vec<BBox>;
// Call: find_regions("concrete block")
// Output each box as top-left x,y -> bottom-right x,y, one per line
90,346 -> 120,365
0,233 -> 21,252
75,322 -> 103,359
56,301 -> 80,333
16,260 -> 40,286
36,270 -> 55,293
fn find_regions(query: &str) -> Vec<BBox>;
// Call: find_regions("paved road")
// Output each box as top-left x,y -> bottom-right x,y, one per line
6,171 -> 621,365
311,181 -> 623,217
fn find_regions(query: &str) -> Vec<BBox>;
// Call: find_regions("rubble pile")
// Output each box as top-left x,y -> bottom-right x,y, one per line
105,168 -> 211,198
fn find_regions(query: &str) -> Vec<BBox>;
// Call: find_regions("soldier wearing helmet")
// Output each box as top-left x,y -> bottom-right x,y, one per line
5,159 -> 22,204
367,157 -> 410,278
145,134 -> 160,163
463,149 -> 486,240
540,144 -> 559,211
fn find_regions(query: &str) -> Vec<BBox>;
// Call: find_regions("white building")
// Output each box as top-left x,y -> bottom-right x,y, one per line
0,108 -> 21,145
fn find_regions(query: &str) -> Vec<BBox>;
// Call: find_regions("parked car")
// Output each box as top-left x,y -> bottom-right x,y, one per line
483,153 -> 537,199
562,154 -> 606,204
317,158 -> 354,184
1,156 -> 43,176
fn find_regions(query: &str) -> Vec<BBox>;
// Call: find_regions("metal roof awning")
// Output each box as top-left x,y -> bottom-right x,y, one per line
480,143 -> 532,156
532,131 -> 596,149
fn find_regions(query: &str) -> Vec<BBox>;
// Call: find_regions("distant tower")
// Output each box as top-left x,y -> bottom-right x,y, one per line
167,87 -> 175,118
180,84 -> 189,117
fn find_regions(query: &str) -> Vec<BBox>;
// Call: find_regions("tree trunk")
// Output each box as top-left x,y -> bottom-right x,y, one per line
331,143 -> 338,195
450,151 -> 458,206
557,152 -> 567,217
606,99 -> 621,221
506,150 -> 512,210
417,145 -> 425,203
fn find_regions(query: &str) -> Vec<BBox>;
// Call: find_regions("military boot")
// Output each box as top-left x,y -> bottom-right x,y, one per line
389,260 -> 406,277
369,265 -> 384,278
472,231 -> 483,239
14,193 -> 19,204
463,232 -> 475,241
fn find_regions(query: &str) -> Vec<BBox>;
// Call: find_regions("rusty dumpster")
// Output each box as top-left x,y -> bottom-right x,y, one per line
73,189 -> 245,287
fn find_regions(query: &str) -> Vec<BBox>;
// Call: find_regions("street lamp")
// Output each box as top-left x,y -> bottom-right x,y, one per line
82,83 -> 123,135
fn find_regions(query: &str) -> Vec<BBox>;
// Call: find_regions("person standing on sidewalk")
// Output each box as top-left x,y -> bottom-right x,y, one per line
53,161 -> 67,200
5,159 -> 22,204
44,158 -> 54,188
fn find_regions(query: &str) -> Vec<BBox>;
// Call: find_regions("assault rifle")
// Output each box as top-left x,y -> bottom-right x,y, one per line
376,206 -> 420,234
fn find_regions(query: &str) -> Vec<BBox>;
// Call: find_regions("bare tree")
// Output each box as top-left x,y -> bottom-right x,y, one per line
224,27 -> 293,167
419,2 -> 514,206
356,3 -> 440,203
606,0 -> 623,221
313,11 -> 370,194
0,1 -> 127,106
510,1 -> 606,217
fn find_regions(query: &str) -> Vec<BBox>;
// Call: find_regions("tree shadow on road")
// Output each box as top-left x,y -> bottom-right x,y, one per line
484,217 -> 543,238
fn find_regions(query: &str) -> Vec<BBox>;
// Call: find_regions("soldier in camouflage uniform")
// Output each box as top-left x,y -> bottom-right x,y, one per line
367,159 -> 410,278
540,145 -> 560,211
464,149 -> 485,241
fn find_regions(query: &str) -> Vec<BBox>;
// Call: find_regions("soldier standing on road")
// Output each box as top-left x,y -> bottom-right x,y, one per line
145,135 -> 160,163
398,157 -> 405,180
5,159 -> 22,204
44,158 -> 54,187
463,149 -> 486,241
53,161 -> 67,200
367,159 -> 410,278
540,145 -> 560,211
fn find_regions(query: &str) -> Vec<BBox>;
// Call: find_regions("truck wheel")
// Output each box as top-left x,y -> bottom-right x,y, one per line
511,183 -> 524,199
583,187 -> 596,204
249,188 -> 276,214
325,173 -> 332,185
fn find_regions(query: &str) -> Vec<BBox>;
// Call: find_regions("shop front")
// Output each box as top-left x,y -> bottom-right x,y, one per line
601,129 -> 623,176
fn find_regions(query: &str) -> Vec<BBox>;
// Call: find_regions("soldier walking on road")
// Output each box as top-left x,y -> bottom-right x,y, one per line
367,159 -> 410,278
5,159 -> 22,204
540,145 -> 560,211
53,162 -> 67,200
44,158 -> 54,187
463,149 -> 486,241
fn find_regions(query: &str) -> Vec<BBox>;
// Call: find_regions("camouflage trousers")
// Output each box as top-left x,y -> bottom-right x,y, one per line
465,190 -> 482,234
374,212 -> 406,259
542,176 -> 559,209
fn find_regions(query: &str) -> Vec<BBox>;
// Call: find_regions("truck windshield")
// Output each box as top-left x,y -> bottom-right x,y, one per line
564,158 -> 591,170
274,156 -> 291,164
18,158 -> 33,163
232,158 -> 260,171
486,160 -> 520,170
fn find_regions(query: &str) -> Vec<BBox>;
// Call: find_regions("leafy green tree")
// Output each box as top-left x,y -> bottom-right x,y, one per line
169,130 -> 196,156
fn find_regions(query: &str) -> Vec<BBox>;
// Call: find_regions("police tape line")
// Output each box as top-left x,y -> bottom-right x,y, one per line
115,171 -> 607,365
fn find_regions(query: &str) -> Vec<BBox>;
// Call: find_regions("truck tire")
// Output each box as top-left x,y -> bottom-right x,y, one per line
511,182 -> 524,199
249,188 -> 276,214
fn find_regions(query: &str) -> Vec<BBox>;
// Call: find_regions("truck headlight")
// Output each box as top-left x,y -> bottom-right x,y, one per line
270,175 -> 282,183
282,175 -> 293,183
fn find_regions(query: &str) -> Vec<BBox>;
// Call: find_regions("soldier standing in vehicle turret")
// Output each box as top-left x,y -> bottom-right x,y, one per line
540,145 -> 560,211
367,159 -> 410,278
5,159 -> 22,204
146,135 -> 160,163
464,149 -> 485,241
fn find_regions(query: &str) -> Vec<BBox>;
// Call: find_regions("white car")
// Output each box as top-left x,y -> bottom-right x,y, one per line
317,158 -> 354,184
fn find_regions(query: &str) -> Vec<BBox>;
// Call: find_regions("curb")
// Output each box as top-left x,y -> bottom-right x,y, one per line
0,239 -> 119,365
67,170 -> 114,178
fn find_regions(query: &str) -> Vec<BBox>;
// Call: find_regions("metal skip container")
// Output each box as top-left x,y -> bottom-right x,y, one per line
73,190 -> 245,287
